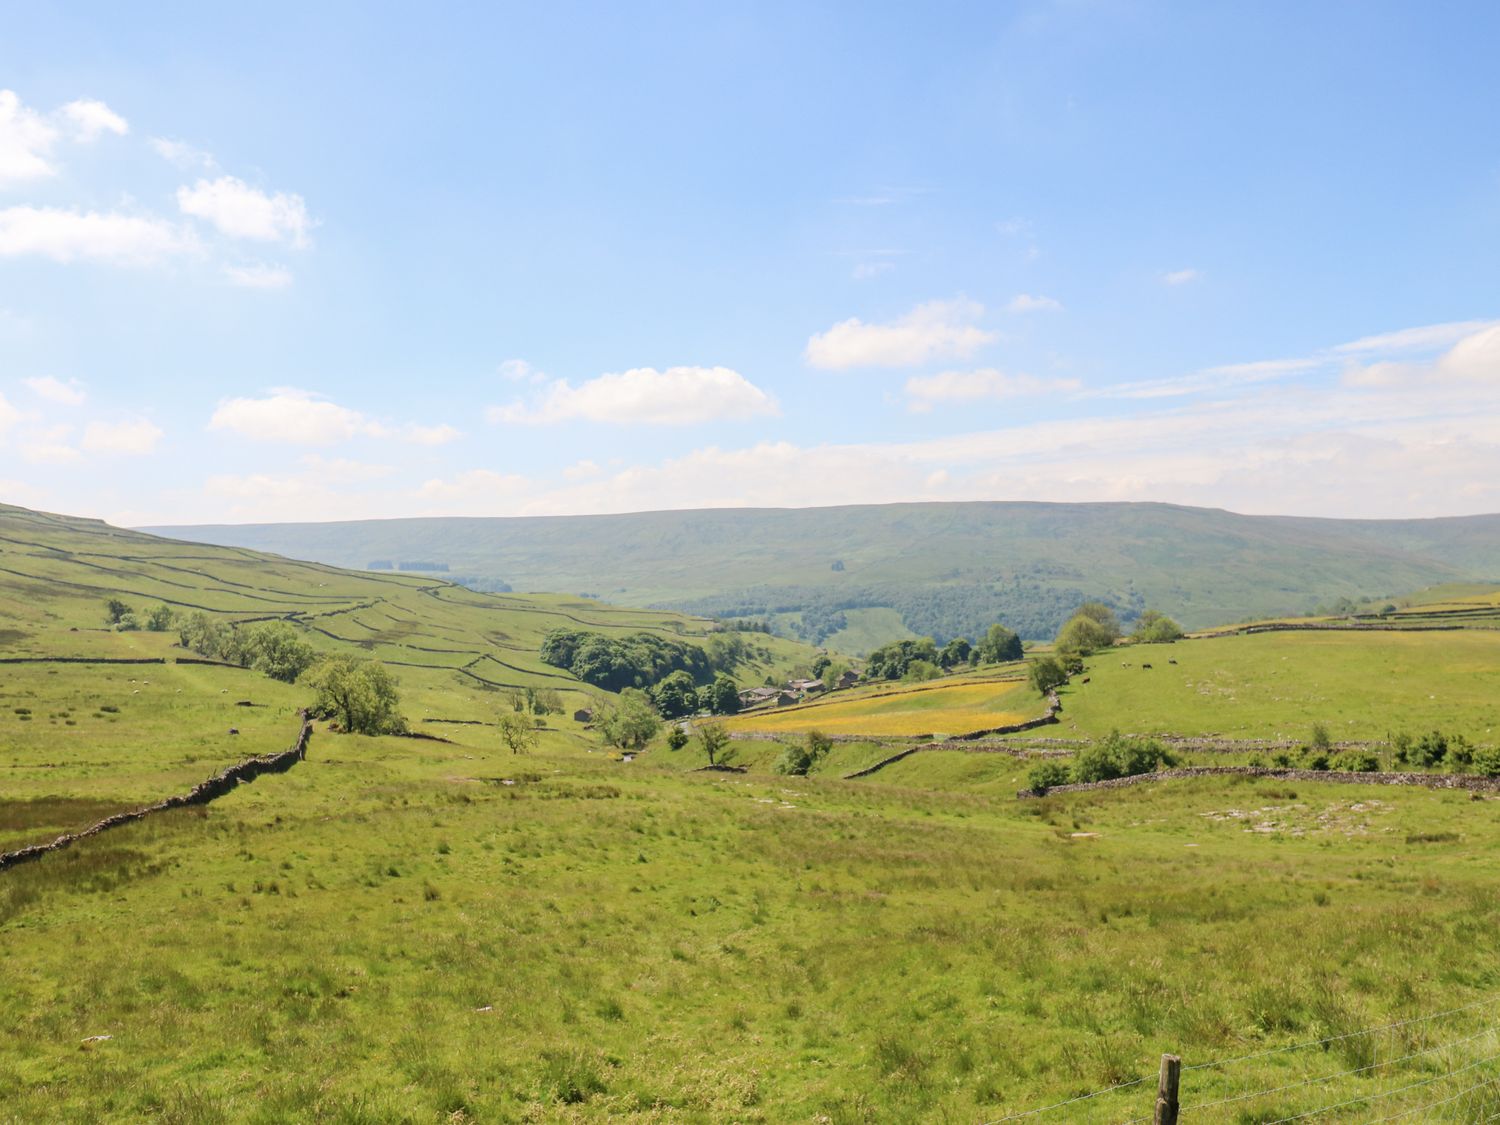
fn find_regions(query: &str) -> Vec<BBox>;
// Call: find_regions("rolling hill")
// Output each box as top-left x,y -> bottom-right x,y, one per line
0,502 -> 820,727
146,501 -> 1500,649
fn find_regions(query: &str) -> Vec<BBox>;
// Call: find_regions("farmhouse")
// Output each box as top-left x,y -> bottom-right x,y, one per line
737,686 -> 780,708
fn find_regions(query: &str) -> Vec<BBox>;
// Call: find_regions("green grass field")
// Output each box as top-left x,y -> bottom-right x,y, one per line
9,505 -> 1500,1120
724,675 -> 1042,739
1054,630 -> 1500,743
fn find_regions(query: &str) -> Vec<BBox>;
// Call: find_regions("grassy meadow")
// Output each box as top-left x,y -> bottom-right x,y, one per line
723,674 -> 1041,739
9,505 -> 1500,1120
1053,630 -> 1500,744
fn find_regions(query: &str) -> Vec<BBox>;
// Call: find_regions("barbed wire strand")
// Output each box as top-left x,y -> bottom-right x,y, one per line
976,1073 -> 1152,1124
1177,1023 -> 1500,1114
1184,993 -> 1500,1073
1361,1071 -> 1500,1123
982,993 -> 1500,1125
1257,1045 -> 1500,1124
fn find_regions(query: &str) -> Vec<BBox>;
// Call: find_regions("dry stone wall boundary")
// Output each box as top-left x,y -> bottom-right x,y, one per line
1018,765 -> 1500,800
0,713 -> 314,872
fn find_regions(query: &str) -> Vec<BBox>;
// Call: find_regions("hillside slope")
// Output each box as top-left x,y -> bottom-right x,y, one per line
0,503 -> 818,724
145,501 -> 1500,647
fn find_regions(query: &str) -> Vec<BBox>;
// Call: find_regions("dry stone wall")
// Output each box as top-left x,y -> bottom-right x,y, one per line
0,713 -> 314,872
1018,765 -> 1500,800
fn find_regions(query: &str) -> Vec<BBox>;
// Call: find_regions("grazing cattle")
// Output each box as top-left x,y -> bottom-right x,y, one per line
228,728 -> 239,735
1169,659 -> 1178,665
1142,663 -> 1153,670
1081,677 -> 1091,684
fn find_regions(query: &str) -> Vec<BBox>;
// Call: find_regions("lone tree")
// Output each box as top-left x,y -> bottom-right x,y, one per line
306,656 -> 405,734
1056,602 -> 1121,656
699,723 -> 732,766
598,688 -> 661,750
978,624 -> 1023,664
497,710 -> 538,754
104,598 -> 132,626
1132,609 -> 1183,644
1028,655 -> 1068,696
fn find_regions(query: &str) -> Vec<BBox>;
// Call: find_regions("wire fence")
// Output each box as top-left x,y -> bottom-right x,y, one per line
982,993 -> 1500,1123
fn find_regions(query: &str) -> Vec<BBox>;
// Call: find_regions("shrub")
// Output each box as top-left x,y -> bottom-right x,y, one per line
1026,761 -> 1071,792
1471,744 -> 1500,778
1447,734 -> 1474,771
1027,656 -> 1068,696
1331,749 -> 1379,772
1303,751 -> 1331,771
776,730 -> 833,776
1412,730 -> 1448,768
665,727 -> 688,751
1070,731 -> 1176,784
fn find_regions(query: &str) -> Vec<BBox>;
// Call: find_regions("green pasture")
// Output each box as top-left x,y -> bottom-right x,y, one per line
1054,630 -> 1500,743
7,734 -> 1500,1121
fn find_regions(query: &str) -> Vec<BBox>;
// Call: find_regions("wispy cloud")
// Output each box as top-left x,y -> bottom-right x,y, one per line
806,298 -> 998,370
0,206 -> 197,265
1007,293 -> 1062,313
1162,268 -> 1201,286
23,375 -> 86,405
490,366 -> 778,426
905,368 -> 1079,412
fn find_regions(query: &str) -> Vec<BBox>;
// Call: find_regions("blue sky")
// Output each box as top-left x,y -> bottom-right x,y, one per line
1,0 -> 1498,524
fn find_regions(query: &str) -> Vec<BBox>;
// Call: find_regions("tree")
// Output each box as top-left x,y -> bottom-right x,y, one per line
666,726 -> 689,751
1056,613 -> 1116,656
775,729 -> 832,776
243,623 -> 316,683
903,659 -> 941,683
498,710 -> 538,754
706,674 -> 740,715
597,688 -> 660,750
699,723 -> 731,766
978,624 -> 1023,664
1028,656 -> 1068,696
1132,610 -> 1183,644
651,670 -> 699,719
145,604 -> 175,632
938,637 -> 973,669
104,598 -> 132,626
306,656 -> 405,735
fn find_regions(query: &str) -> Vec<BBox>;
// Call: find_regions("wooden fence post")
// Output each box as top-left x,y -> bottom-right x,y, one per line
1154,1053 -> 1181,1125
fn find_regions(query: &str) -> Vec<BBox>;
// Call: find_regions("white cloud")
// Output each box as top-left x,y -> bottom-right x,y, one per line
58,99 -> 128,142
224,263 -> 294,289
805,298 -> 998,370
1162,268 -> 1201,286
1334,320 -> 1498,355
150,137 -> 217,171
209,390 -> 384,445
1095,357 -> 1322,401
499,358 -> 548,384
1344,322 -> 1500,388
563,459 -> 601,480
490,366 -> 778,425
0,90 -> 59,186
852,261 -> 894,281
23,375 -> 86,405
177,176 -> 312,246
402,423 -> 462,446
20,424 -> 80,465
81,418 -> 162,455
1007,293 -> 1062,313
0,206 -> 196,265
207,389 -> 458,447
0,391 -> 22,433
415,469 -> 531,513
905,369 -> 1080,412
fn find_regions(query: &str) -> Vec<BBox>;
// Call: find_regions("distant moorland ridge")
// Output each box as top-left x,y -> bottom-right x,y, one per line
145,500 -> 1500,650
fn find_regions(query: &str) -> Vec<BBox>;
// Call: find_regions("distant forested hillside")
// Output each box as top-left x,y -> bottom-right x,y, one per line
146,501 -> 1500,652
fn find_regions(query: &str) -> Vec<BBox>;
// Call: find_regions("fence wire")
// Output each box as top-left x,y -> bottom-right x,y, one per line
980,992 -> 1500,1123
